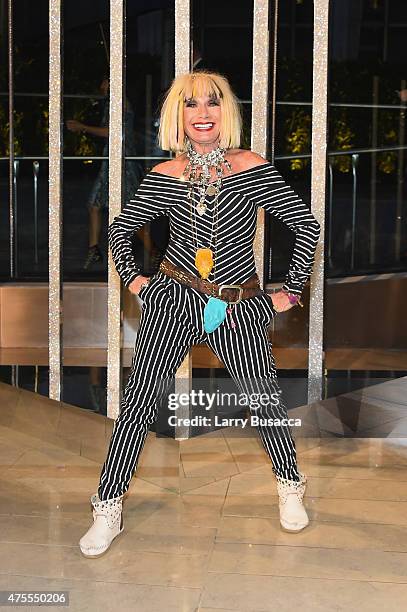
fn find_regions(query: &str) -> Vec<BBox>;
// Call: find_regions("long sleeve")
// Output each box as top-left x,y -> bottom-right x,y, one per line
107,173 -> 169,287
250,163 -> 321,295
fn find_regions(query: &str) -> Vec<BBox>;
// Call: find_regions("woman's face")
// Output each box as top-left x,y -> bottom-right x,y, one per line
183,93 -> 222,149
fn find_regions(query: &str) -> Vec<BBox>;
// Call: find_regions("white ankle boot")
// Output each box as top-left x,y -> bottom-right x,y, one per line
275,472 -> 309,533
79,493 -> 124,558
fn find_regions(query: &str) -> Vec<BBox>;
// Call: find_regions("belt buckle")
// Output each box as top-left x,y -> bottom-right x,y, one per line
218,284 -> 243,304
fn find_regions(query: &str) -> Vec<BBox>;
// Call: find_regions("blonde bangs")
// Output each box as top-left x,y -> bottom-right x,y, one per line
158,71 -> 242,153
182,73 -> 223,102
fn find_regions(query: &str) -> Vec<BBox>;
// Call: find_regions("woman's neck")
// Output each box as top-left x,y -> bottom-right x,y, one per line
187,139 -> 220,156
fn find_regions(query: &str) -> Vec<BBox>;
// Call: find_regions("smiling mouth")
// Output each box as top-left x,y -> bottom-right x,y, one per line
192,123 -> 215,131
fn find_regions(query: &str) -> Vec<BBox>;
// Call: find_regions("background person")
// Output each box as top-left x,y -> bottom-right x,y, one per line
67,76 -> 157,271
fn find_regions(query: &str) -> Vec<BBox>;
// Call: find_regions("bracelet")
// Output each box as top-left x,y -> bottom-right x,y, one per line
281,288 -> 304,307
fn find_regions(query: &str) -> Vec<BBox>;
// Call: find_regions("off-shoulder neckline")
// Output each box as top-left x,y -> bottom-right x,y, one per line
148,161 -> 272,183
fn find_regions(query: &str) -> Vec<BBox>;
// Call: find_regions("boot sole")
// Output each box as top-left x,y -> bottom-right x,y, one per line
80,527 -> 124,559
280,523 -> 309,533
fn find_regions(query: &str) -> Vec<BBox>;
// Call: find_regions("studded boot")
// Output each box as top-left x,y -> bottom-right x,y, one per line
79,493 -> 124,558
275,471 -> 309,533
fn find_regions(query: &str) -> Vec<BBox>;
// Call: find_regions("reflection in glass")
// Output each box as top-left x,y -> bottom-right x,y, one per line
328,0 -> 407,273
65,77 -> 144,274
192,0 -> 253,146
63,366 -> 107,415
325,0 -> 407,393
0,158 -> 11,279
266,2 -> 314,289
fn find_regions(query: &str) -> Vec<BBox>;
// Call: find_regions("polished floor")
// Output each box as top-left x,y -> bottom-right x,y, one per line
1,379 -> 407,611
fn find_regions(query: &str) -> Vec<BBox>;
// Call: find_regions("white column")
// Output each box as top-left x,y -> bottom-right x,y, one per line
308,0 -> 329,403
251,0 -> 270,288
48,0 -> 63,400
107,0 -> 125,419
174,0 -> 191,440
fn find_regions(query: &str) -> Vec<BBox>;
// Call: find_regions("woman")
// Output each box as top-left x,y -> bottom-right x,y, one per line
67,76 -> 146,270
79,71 -> 321,558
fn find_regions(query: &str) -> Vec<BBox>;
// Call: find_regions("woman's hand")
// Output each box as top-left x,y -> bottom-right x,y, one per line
128,275 -> 151,296
66,119 -> 85,133
270,291 -> 296,313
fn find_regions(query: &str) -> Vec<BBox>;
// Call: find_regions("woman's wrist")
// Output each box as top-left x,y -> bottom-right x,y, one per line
281,288 -> 303,307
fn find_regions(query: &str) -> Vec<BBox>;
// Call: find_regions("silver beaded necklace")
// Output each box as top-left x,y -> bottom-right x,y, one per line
183,139 -> 232,216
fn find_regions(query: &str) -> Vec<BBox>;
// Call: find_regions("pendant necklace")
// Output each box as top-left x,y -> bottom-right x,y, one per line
188,175 -> 220,280
184,139 -> 231,279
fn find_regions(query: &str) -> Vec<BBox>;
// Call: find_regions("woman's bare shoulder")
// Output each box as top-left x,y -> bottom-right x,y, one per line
226,149 -> 269,172
152,156 -> 187,177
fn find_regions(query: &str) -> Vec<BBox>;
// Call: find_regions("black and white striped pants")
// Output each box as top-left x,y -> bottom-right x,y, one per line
98,270 -> 302,500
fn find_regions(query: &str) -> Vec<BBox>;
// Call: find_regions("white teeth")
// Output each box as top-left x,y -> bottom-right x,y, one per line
193,123 -> 213,129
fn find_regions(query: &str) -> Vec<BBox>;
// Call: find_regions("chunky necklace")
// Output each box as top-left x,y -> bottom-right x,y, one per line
183,140 -> 232,216
183,140 -> 231,279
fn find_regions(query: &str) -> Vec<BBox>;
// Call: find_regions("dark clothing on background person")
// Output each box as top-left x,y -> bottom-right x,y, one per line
86,96 -> 144,211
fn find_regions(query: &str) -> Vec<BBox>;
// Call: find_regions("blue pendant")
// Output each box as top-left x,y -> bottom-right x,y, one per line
203,297 -> 228,333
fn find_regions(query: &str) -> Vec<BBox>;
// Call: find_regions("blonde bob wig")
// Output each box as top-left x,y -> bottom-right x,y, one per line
158,71 -> 242,153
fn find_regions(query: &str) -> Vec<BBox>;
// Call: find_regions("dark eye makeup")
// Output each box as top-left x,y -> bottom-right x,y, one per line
184,97 -> 220,107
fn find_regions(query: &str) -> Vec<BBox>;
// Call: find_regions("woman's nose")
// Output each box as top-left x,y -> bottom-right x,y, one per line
198,105 -> 210,118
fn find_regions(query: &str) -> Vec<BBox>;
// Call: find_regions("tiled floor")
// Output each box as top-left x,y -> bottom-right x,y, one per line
0,379 -> 407,611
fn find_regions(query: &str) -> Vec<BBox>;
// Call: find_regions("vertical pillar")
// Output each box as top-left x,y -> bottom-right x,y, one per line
269,0 -> 278,166
175,0 -> 190,75
308,0 -> 329,403
48,0 -> 63,400
251,0 -> 270,288
107,0 -> 125,419
174,0 -> 191,440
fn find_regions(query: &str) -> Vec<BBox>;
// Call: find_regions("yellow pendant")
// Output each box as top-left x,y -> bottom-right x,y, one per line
195,248 -> 214,279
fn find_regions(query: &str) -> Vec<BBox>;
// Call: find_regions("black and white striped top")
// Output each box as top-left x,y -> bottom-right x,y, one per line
108,161 -> 321,296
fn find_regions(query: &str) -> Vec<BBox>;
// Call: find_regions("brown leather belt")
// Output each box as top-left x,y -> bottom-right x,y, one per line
159,258 -> 263,304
